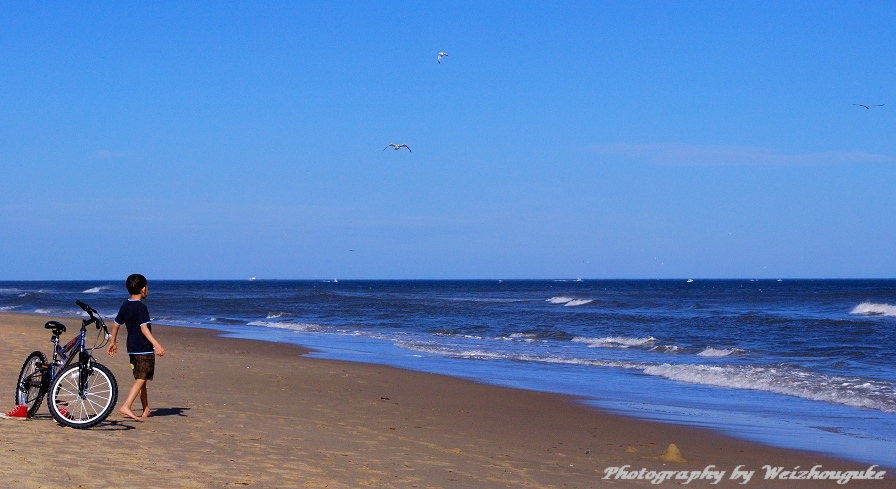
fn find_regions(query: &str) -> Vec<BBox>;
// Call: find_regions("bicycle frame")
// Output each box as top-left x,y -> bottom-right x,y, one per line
49,331 -> 80,381
43,306 -> 110,393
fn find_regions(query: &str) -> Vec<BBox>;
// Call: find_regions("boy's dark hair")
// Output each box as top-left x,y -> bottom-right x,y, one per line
126,274 -> 147,295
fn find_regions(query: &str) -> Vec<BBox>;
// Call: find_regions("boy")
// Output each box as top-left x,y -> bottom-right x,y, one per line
107,274 -> 165,420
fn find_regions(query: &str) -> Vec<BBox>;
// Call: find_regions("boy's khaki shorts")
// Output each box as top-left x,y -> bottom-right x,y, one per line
129,354 -> 155,381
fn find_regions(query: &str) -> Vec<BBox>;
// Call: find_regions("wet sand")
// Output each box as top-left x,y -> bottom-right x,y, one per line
0,312 -> 889,488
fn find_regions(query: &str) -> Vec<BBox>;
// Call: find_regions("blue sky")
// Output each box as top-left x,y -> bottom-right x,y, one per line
1,2 -> 894,280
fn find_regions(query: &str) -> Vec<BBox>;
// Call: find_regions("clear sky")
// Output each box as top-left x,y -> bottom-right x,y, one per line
1,2 -> 894,280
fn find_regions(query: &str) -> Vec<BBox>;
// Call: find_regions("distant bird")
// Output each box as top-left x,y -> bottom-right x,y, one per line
384,143 -> 411,152
853,103 -> 884,109
437,52 -> 448,63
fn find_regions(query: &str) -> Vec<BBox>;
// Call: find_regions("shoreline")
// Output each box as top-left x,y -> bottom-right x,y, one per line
0,311 -> 890,488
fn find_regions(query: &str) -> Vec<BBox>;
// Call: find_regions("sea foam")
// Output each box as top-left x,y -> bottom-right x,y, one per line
247,320 -> 322,332
395,337 -> 896,415
547,296 -> 594,306
850,302 -> 896,317
697,347 -> 744,357
642,363 -> 896,414
82,286 -> 112,294
547,296 -> 575,304
572,336 -> 657,348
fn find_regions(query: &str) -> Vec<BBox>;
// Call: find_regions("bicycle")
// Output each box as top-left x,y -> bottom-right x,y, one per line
15,300 -> 119,428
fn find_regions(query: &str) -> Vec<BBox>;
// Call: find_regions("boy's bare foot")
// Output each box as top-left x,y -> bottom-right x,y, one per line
141,406 -> 151,418
120,407 -> 142,421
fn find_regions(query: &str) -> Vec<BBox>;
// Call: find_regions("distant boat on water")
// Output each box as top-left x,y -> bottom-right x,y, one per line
687,279 -> 694,283
248,277 -> 256,281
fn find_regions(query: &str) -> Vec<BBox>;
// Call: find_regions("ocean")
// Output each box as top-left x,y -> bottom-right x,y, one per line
1,279 -> 894,467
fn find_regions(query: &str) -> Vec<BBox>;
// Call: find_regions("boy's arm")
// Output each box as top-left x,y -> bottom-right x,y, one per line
107,322 -> 120,356
140,324 -> 165,356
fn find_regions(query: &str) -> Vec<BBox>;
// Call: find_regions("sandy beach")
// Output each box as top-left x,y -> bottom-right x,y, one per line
0,312 -> 889,488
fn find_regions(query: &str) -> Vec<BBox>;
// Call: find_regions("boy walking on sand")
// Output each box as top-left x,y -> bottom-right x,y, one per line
107,274 -> 165,420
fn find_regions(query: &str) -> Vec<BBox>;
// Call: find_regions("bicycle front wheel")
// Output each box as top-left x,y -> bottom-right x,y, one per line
16,351 -> 48,417
49,361 -> 118,428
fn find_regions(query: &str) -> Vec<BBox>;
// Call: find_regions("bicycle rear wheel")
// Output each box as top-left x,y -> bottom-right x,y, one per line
15,351 -> 48,417
49,361 -> 118,428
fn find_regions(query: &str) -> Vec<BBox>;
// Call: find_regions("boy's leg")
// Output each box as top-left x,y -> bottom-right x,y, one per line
126,353 -> 155,420
120,379 -> 146,420
140,382 -> 150,418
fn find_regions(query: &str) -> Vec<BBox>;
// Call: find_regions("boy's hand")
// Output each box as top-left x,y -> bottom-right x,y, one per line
154,344 -> 166,357
107,343 -> 117,357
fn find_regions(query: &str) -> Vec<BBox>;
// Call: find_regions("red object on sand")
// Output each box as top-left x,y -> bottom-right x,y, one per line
2,405 -> 29,419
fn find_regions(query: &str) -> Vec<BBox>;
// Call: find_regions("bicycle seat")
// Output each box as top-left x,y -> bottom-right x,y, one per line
44,321 -> 66,334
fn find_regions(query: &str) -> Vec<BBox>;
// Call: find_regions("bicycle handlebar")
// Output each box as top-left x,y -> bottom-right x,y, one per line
76,300 -> 109,335
76,300 -> 96,315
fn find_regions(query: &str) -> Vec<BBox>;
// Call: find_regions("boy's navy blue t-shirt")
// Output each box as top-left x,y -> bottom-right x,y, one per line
115,300 -> 154,354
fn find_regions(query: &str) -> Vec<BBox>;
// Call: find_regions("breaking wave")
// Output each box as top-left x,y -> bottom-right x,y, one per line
396,340 -> 896,414
247,320 -> 323,332
546,296 -> 594,306
850,302 -> 896,317
697,347 -> 745,357
642,363 -> 896,414
572,336 -> 656,348
82,286 -> 113,294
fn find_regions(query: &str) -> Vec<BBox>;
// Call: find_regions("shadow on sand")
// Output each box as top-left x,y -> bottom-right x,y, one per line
149,407 -> 190,418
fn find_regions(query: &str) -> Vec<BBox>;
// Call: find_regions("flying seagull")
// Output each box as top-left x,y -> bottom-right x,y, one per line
853,103 -> 884,109
437,52 -> 448,63
384,143 -> 411,152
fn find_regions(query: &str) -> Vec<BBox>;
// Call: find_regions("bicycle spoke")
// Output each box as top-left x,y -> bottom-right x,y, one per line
49,363 -> 117,426
55,383 -> 79,398
71,401 -> 96,419
83,394 -> 108,413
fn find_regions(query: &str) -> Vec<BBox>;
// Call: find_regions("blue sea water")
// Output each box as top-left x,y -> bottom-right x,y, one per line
1,279 -> 894,467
